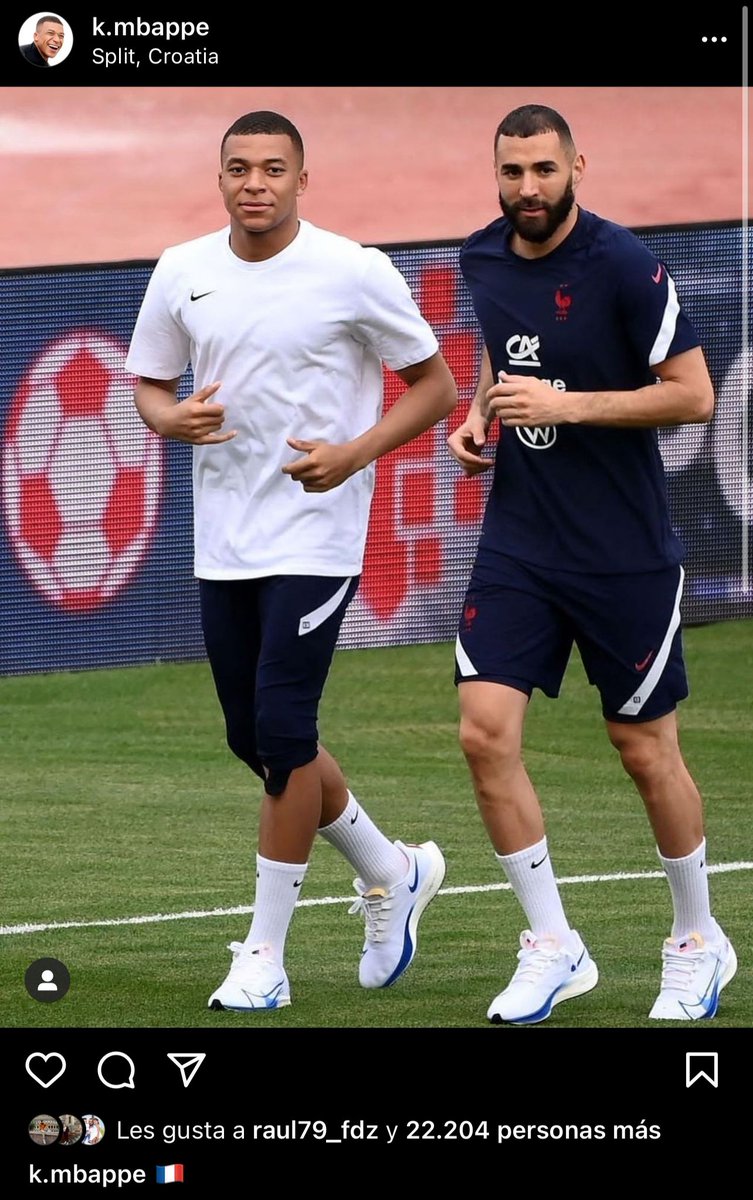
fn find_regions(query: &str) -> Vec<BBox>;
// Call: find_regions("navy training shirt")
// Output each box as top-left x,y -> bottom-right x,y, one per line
459,207 -> 701,573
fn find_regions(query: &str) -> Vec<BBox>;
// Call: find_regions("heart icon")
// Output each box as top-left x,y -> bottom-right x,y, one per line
25,1052 -> 67,1088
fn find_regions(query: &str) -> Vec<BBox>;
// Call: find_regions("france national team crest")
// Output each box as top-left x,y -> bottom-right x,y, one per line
554,284 -> 572,321
1,331 -> 163,613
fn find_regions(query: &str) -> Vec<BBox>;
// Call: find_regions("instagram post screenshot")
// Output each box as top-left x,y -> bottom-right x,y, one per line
1,6 -> 750,1188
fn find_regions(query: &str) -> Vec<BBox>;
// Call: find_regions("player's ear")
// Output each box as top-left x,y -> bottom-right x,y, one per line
572,153 -> 585,191
297,169 -> 309,198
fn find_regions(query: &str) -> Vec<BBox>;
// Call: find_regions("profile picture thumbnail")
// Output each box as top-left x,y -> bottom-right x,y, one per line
81,1114 -> 105,1146
18,12 -> 72,68
58,1114 -> 84,1146
29,1114 -> 60,1146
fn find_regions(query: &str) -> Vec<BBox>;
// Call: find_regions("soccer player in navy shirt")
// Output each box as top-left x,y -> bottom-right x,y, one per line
448,104 -> 736,1024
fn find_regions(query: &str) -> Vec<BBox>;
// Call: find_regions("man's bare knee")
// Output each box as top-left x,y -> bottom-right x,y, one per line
608,722 -> 682,786
459,716 -> 519,769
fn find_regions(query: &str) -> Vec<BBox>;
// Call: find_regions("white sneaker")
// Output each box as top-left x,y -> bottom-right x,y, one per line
349,840 -> 446,988
487,930 -> 599,1024
207,942 -> 291,1011
649,927 -> 737,1020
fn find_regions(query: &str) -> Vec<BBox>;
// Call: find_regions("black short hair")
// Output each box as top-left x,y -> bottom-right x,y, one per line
36,15 -> 64,28
220,111 -> 304,164
495,105 -> 575,158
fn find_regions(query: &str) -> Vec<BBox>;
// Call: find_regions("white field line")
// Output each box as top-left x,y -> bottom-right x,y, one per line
2,861 -> 751,938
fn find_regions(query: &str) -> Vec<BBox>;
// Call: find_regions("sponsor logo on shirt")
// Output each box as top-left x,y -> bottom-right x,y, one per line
515,426 -> 558,449
505,334 -> 541,367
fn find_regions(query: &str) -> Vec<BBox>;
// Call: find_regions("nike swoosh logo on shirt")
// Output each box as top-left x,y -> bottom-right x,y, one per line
651,265 -> 662,284
190,290 -> 216,301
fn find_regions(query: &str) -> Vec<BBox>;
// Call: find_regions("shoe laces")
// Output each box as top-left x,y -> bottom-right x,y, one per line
659,934 -> 705,991
348,884 -> 394,944
511,931 -> 569,984
226,941 -> 275,975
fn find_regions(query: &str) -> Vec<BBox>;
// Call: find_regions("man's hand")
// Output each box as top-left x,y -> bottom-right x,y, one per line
281,438 -> 363,492
154,382 -> 237,444
488,371 -> 573,426
447,410 -> 494,475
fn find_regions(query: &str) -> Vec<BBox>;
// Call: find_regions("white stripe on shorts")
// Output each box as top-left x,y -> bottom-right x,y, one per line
455,634 -> 478,677
298,578 -> 353,637
617,566 -> 685,716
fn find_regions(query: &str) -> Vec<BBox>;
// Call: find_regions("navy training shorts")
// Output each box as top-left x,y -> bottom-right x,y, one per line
454,553 -> 688,723
200,574 -> 360,789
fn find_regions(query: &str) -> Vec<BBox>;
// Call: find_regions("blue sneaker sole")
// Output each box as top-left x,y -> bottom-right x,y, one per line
489,959 -> 599,1025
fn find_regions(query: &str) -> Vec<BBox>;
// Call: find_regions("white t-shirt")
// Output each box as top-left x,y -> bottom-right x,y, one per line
125,220 -> 439,578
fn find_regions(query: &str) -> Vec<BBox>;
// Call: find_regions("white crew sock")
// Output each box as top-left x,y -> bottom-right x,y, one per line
495,836 -> 573,944
657,838 -> 717,941
243,854 -> 308,962
318,789 -> 407,888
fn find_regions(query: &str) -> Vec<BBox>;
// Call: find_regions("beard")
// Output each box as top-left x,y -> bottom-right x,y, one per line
499,179 -> 576,244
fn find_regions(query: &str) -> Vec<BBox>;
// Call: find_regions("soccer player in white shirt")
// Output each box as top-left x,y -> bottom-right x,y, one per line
126,111 -> 457,1011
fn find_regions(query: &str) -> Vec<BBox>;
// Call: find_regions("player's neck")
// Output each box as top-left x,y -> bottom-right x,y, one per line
229,216 -> 301,263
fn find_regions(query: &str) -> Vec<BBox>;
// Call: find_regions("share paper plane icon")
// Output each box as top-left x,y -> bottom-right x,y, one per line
167,1053 -> 206,1088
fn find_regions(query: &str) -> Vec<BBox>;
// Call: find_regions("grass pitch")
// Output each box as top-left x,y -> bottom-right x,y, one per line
1,620 -> 750,1029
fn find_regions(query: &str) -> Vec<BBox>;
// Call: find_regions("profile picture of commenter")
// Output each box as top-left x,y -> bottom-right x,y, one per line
90,16 -> 218,66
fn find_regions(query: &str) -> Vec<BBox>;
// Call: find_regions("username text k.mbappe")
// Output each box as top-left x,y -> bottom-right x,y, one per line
91,17 -> 218,68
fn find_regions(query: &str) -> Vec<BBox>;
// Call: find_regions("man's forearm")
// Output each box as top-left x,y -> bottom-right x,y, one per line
132,379 -> 179,436
348,357 -> 457,468
564,379 -> 713,428
134,379 -> 179,435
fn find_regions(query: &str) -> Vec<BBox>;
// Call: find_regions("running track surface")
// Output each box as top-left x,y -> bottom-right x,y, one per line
1,86 -> 746,268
